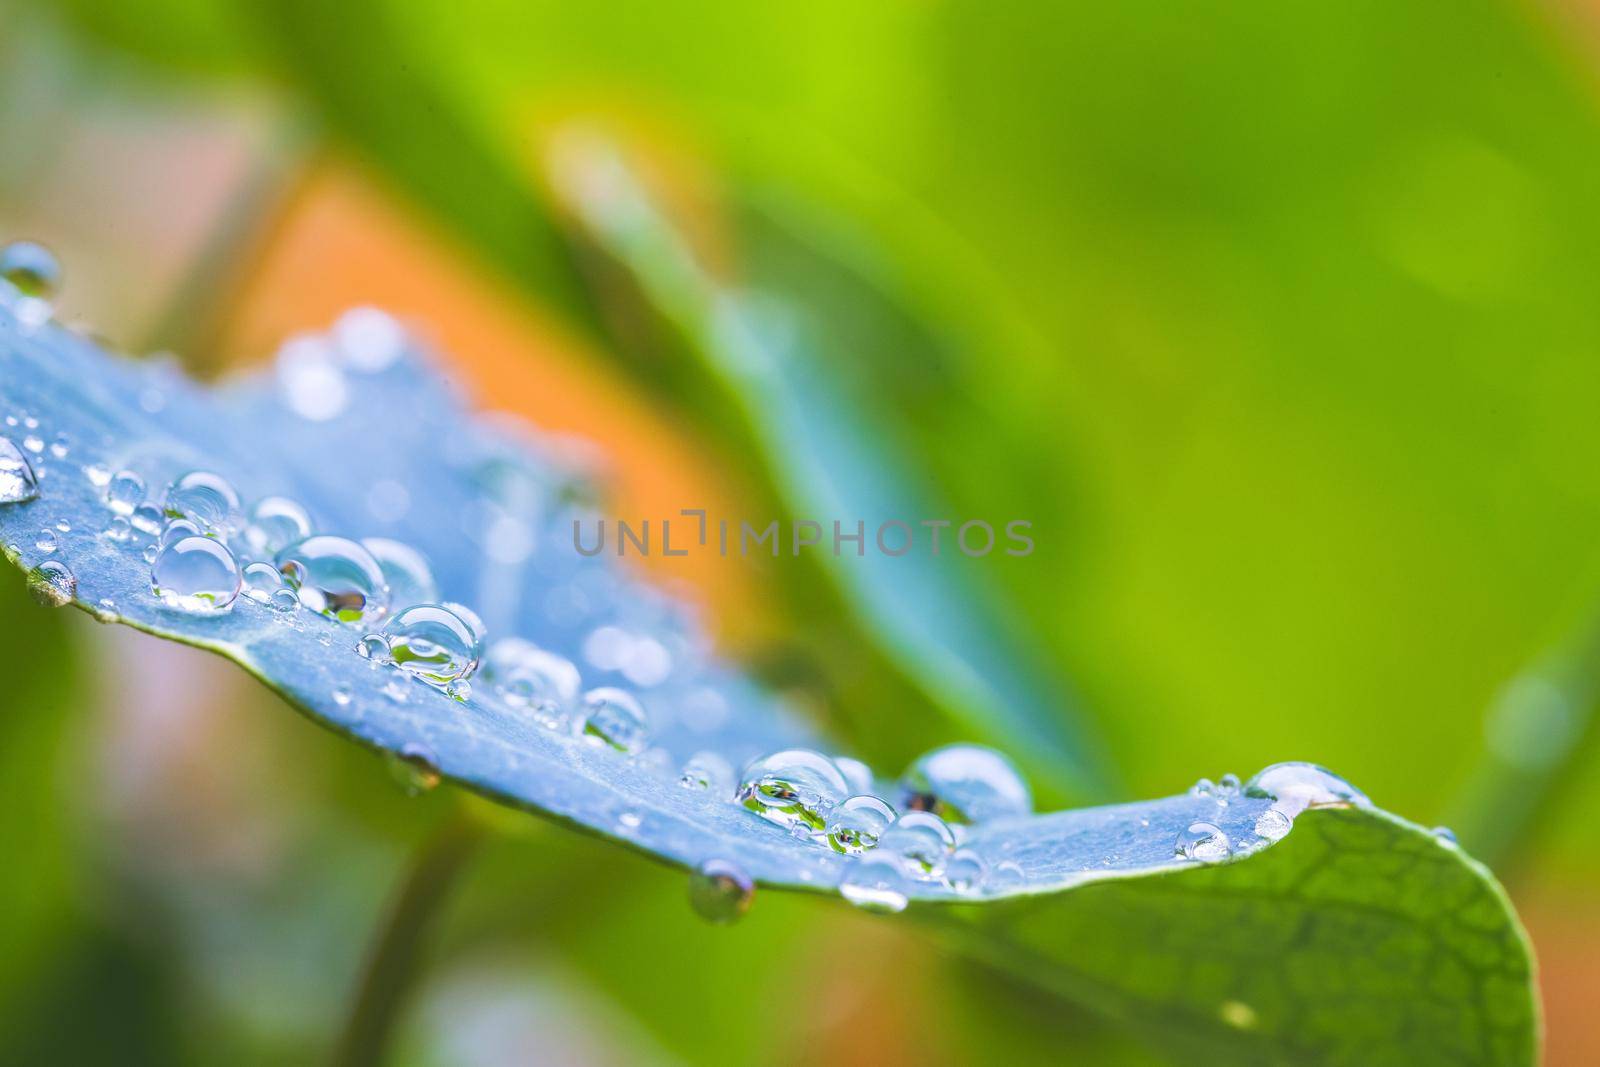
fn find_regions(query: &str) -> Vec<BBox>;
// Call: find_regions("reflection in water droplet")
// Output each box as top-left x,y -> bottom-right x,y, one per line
28,560 -> 76,606
244,496 -> 313,559
1176,821 -> 1232,863
688,859 -> 754,924
840,857 -> 910,914
276,535 -> 389,624
105,470 -> 144,515
899,744 -> 1031,825
737,749 -> 849,835
482,638 -> 579,729
1244,762 -> 1369,817
151,536 -> 241,613
879,811 -> 957,880
383,603 -> 483,687
0,437 -> 40,503
825,795 -> 896,855
577,686 -> 650,754
678,751 -> 734,792
361,537 -> 437,610
388,742 -> 440,795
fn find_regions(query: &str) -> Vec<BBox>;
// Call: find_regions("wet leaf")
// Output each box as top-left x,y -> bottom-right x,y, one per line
0,301 -> 1535,1063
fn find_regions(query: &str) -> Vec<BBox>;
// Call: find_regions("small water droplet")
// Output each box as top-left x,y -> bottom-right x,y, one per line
736,749 -> 849,835
899,744 -> 1031,825
333,685 -> 352,707
102,516 -> 131,543
104,470 -> 145,515
688,859 -> 754,924
483,638 -> 580,729
1253,808 -> 1293,843
241,561 -> 296,611
825,794 -> 897,855
1217,772 -> 1241,798
162,470 -> 243,536
945,849 -> 989,894
130,504 -> 163,536
840,857 -> 910,914
361,537 -> 437,610
21,434 -> 43,454
151,535 -> 241,613
678,750 -> 735,792
357,633 -> 394,664
276,535 -> 389,625
388,742 -> 440,795
988,860 -> 1026,894
0,436 -> 40,504
577,686 -> 650,754
27,560 -> 76,606
1432,825 -> 1458,846
1189,777 -> 1216,798
35,529 -> 57,553
383,603 -> 483,687
48,433 -> 69,460
243,496 -> 314,559
879,811 -> 957,880
617,810 -> 642,831
83,463 -> 111,487
1176,821 -> 1232,863
142,543 -> 158,563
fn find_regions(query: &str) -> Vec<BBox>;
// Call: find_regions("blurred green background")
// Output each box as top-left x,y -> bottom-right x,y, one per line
4,0 -> 1600,1062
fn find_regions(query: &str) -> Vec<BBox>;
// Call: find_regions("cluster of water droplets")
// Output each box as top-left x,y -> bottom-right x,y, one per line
1172,762 -> 1370,865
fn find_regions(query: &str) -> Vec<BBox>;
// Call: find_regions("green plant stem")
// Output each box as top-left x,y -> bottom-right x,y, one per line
333,807 -> 485,1067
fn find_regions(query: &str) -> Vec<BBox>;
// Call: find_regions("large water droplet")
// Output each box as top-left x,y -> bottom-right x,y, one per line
104,470 -> 144,515
577,686 -> 650,754
276,535 -> 389,624
0,436 -> 39,503
678,750 -> 734,792
151,535 -> 241,613
879,811 -> 957,879
1175,821 -> 1232,863
1253,809 -> 1293,843
840,857 -> 910,913
482,638 -> 580,729
736,749 -> 849,835
899,744 -> 1032,825
687,859 -> 754,924
0,240 -> 60,301
382,603 -> 483,687
1244,762 -> 1369,817
27,560 -> 76,606
361,537 -> 438,611
162,470 -> 243,536
243,496 -> 313,559
825,794 -> 897,855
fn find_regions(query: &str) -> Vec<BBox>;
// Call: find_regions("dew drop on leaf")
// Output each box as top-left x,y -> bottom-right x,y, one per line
1175,821 -> 1232,863
244,496 -> 314,560
677,750 -> 734,793
1244,762 -> 1370,817
275,535 -> 389,625
899,743 -> 1032,825
737,749 -> 849,834
388,742 -> 440,795
383,603 -> 483,687
879,811 -> 957,880
840,856 -> 910,914
27,559 -> 75,607
360,537 -> 437,611
151,535 -> 241,614
0,240 -> 60,302
825,794 -> 896,855
104,470 -> 144,515
687,859 -> 754,925
577,686 -> 650,754
0,436 -> 40,504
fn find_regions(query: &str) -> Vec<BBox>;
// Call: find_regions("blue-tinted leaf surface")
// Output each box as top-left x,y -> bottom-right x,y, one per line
0,300 -> 1535,1063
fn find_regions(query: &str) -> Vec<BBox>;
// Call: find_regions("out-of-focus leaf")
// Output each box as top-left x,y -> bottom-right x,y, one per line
0,303 -> 1535,1062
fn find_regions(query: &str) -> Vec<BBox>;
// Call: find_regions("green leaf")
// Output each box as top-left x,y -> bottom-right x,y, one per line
0,299 -> 1535,1062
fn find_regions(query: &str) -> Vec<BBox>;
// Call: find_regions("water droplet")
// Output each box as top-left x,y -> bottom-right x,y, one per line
1244,762 -> 1370,817
1175,821 -> 1232,863
678,750 -> 734,792
27,560 -> 76,606
35,529 -> 57,553
388,742 -> 440,795
1432,825 -> 1458,846
0,241 -> 60,300
142,543 -> 158,563
151,535 -> 241,613
21,434 -> 43,454
333,306 -> 407,372
240,561 -> 296,611
482,638 -> 579,728
333,685 -> 352,707
899,744 -> 1032,825
361,537 -> 437,610
102,516 -> 131,541
130,504 -> 163,536
243,496 -> 313,559
160,518 -> 200,546
1189,777 -> 1215,797
1253,808 -> 1293,843
840,857 -> 910,914
382,603 -> 483,687
48,433 -> 69,460
83,463 -> 111,487
1217,772 -> 1241,797
55,520 -> 69,534
688,859 -> 754,924
162,470 -> 243,535
879,811 -> 956,879
276,535 -> 389,624
577,686 -> 650,754
946,849 -> 990,894
1,437 -> 40,503
833,756 -> 876,795
825,794 -> 897,855
357,633 -> 393,664
736,749 -> 849,835
988,859 -> 1026,894
104,470 -> 144,515
616,810 -> 642,831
